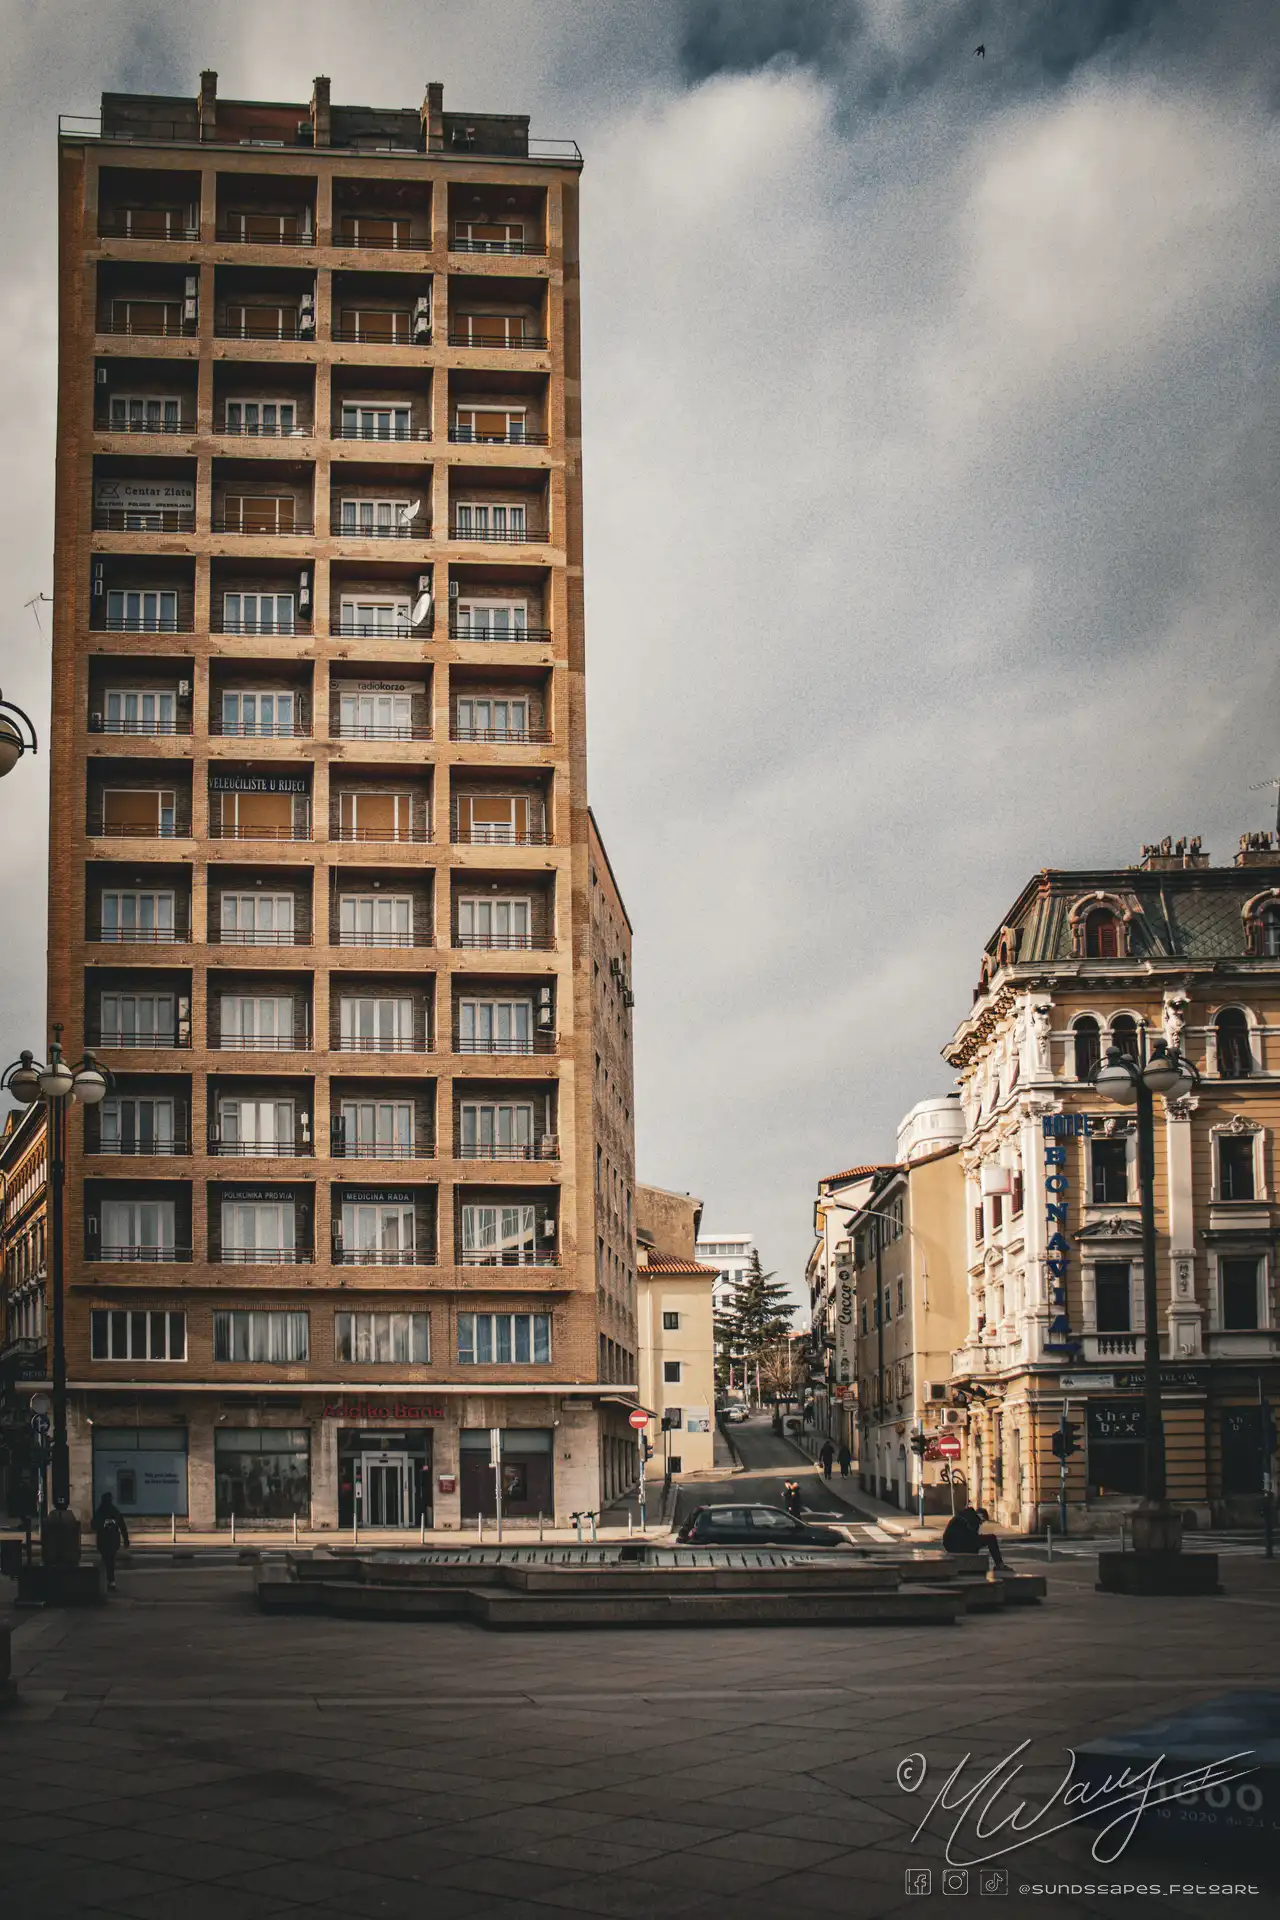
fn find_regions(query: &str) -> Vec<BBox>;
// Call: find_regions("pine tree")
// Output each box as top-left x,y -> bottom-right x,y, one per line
722,1251 -> 795,1398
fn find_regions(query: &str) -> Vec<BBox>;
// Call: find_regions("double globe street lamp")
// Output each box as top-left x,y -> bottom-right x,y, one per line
1090,1037 -> 1198,1560
2,1029 -> 109,1567
0,686 -> 38,777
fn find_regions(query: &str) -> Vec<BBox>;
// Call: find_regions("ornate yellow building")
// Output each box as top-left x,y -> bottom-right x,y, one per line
944,837 -> 1280,1532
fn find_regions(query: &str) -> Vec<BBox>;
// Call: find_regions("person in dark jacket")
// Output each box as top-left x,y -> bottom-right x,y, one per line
942,1504 -> 1005,1569
783,1480 -> 803,1517
92,1492 -> 130,1589
837,1442 -> 852,1478
819,1439 -> 835,1479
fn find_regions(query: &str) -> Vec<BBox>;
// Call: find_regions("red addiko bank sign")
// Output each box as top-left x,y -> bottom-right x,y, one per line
322,1400 -> 444,1421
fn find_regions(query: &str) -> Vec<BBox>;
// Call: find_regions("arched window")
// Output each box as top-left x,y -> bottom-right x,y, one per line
1073,1016 -> 1101,1082
1262,906 -> 1280,958
1216,1008 -> 1252,1079
1111,1015 -> 1142,1064
1084,909 -> 1120,958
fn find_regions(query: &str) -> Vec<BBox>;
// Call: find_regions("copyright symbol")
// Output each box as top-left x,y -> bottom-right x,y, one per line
897,1752 -> 928,1792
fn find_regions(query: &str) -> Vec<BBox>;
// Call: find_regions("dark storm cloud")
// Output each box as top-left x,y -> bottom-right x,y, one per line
678,0 -> 863,83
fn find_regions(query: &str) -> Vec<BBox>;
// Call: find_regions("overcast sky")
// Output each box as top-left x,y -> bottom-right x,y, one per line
2,0 -> 1279,1310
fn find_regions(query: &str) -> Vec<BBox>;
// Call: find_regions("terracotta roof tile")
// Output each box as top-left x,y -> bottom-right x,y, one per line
643,1257 -> 719,1275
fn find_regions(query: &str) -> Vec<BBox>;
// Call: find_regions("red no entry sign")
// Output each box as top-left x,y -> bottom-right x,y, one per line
628,1408 -> 649,1430
936,1434 -> 962,1459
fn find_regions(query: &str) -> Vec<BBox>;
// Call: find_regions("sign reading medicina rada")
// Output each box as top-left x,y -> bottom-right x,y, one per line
1042,1113 -> 1093,1356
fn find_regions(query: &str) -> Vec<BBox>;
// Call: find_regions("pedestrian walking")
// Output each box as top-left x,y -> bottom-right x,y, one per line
819,1439 -> 835,1480
92,1491 -> 129,1590
837,1442 -> 852,1479
783,1480 -> 803,1517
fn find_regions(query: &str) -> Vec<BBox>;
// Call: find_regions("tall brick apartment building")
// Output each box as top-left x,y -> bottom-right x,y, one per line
49,73 -> 637,1530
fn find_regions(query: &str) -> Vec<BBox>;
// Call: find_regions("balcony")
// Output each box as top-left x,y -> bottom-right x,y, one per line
450,620 -> 551,645
449,516 -> 546,546
89,920 -> 191,946
334,419 -> 431,442
333,315 -> 430,346
97,610 -> 192,636
216,415 -> 310,441
215,312 -> 309,340
448,424 -> 549,447
448,329 -> 548,351
99,209 -> 199,242
211,507 -> 314,536
87,806 -> 192,842
216,216 -> 315,247
451,824 -> 552,848
331,1137 -> 435,1162
450,722 -> 551,745
217,1247 -> 313,1265
453,1032 -> 556,1057
449,236 -> 545,258
456,1244 -> 559,1268
93,713 -> 192,738
455,1132 -> 559,1162
212,1027 -> 311,1053
211,714 -> 312,740
336,1035 -> 430,1055
1080,1333 -> 1146,1362
88,1027 -> 191,1052
332,1246 -> 432,1267
208,1132 -> 313,1158
331,511 -> 430,540
453,930 -> 552,952
98,310 -> 195,339
209,821 -> 311,844
333,718 -> 431,743
95,403 -> 196,436
86,1135 -> 191,1158
92,504 -> 196,535
92,1244 -> 193,1263
332,614 -> 431,639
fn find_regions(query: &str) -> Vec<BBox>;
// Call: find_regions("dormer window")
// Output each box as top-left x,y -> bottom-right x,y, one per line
1263,907 -> 1280,957
1084,909 -> 1119,958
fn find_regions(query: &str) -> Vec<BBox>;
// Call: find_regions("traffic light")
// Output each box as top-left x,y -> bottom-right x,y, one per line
909,1432 -> 929,1457
1051,1421 -> 1081,1460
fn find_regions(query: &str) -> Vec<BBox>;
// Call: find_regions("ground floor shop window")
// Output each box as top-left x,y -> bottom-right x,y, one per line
93,1426 -> 188,1515
337,1429 -> 432,1528
1221,1407 -> 1265,1496
215,1427 -> 310,1520
459,1427 -> 552,1517
1086,1399 -> 1146,1498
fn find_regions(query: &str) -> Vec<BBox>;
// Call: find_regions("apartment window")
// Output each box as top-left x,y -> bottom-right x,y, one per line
1111,1015 -> 1142,1065
108,394 -> 181,432
460,1203 -> 539,1264
1094,1262 -> 1132,1334
100,1096 -> 176,1154
1084,909 -> 1120,958
882,1286 -> 892,1325
105,589 -> 178,633
338,214 -> 410,246
453,599 -> 527,638
100,788 -> 177,838
662,1311 -> 680,1331
340,308 -> 413,343
225,209 -> 311,243
221,495 -> 297,535
341,404 -> 411,440
1220,1257 -> 1262,1331
458,998 -> 533,1053
1073,1016 -> 1101,1081
99,1199 -> 175,1259
459,1101 -> 535,1157
453,313 -> 530,348
455,502 -> 527,540
1011,1171 -> 1024,1216
456,897 -> 531,947
1090,1138 -> 1129,1205
974,1204 -> 985,1245
225,303 -> 297,340
110,299 -> 181,335
216,1098 -> 296,1153
219,996 -> 295,1050
453,221 -> 525,252
225,398 -> 297,436
221,690 -> 296,734
663,1361 -> 682,1384
338,893 -> 414,946
338,596 -> 413,635
338,1099 -> 415,1158
99,992 -> 176,1045
1215,1009 -> 1252,1079
338,496 -> 418,535
861,1301 -> 869,1335
991,1195 -> 1004,1230
104,690 -> 177,734
91,1308 -> 185,1360
220,1201 -> 296,1261
213,1309 -> 308,1362
339,996 -> 415,1051
335,1311 -> 429,1363
340,690 -> 413,737
455,697 -> 529,740
100,890 -> 175,942
337,789 -> 416,842
453,404 -> 527,442
1218,1134 -> 1257,1202
457,1312 -> 551,1364
220,894 -> 294,944
896,1278 -> 905,1316
339,1202 -> 416,1264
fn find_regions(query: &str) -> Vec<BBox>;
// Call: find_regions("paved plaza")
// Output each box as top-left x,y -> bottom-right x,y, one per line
0,1545 -> 1277,1920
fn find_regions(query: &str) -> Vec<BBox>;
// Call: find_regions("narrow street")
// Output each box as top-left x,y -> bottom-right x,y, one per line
671,1414 -> 876,1530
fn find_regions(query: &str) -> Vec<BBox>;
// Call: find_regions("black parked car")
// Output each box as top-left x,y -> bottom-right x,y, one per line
675,1503 -> 848,1548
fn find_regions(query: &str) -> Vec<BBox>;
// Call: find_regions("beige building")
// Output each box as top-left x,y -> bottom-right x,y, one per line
636,1184 -> 717,1477
46,71 -> 637,1531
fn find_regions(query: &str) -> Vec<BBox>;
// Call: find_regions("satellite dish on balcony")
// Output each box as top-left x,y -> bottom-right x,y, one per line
412,592 -> 433,630
398,501 -> 421,531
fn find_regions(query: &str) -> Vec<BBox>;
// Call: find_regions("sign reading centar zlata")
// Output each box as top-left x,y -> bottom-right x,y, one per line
94,478 -> 195,509
208,772 -> 309,793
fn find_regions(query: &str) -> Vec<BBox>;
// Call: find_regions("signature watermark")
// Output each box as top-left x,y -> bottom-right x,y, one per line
895,1738 -> 1259,1865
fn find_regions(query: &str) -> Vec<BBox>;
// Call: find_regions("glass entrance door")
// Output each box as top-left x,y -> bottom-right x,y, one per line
360,1451 -> 412,1526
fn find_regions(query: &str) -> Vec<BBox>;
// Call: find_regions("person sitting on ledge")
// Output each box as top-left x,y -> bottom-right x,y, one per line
942,1503 -> 1006,1569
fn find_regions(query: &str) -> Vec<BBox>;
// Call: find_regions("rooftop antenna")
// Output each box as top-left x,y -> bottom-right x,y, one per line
1249,778 -> 1280,840
24,592 -> 51,639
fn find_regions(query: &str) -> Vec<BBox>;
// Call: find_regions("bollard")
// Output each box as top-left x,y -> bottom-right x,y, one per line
420,1513 -> 426,1545
1045,1522 -> 1053,1561
589,1511 -> 597,1543
628,1513 -> 633,1538
292,1512 -> 298,1546
170,1512 -> 176,1544
538,1511 -> 544,1542
478,1512 -> 484,1544
231,1512 -> 236,1546
1120,1518 -> 1127,1555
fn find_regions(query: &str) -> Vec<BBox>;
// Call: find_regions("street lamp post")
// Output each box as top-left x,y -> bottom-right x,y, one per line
0,687 -> 38,777
1091,1038 -> 1220,1587
2,1028 -> 109,1566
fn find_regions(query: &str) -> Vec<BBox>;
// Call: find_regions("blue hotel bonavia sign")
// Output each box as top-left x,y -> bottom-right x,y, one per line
1042,1114 -> 1089,1357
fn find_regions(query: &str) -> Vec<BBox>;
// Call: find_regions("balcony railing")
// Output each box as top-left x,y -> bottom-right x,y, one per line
95,409 -> 196,435
210,513 -> 314,536
210,615 -> 311,636
454,1135 -> 560,1161
331,517 -> 431,540
331,1138 -> 435,1161
216,419 -> 311,439
210,926 -> 310,948
208,1135 -> 313,1157
60,115 -> 584,165
332,322 -> 429,346
332,231 -> 429,252
87,814 -> 193,841
208,822 -> 312,842
210,718 -> 312,739
332,1246 -> 432,1266
92,507 -> 196,534
450,726 -> 551,745
332,618 -> 432,639
448,427 -> 549,446
217,1247 -> 313,1265
95,615 -> 193,635
212,1031 -> 311,1051
335,1036 -> 429,1054
456,1245 -> 559,1267
453,932 -> 553,951
451,825 -> 552,847
215,222 -> 316,246
92,1245 -> 193,1263
86,1138 -> 192,1157
89,923 -> 191,945
449,239 -> 546,257
88,1030 -> 191,1050
334,929 -> 424,949
447,333 -> 548,350
450,623 -> 551,644
332,423 -> 431,442
332,722 -> 431,743
453,1032 -> 556,1056
97,317 -> 195,338
333,824 -> 430,844
214,317 -> 307,341
1081,1333 -> 1144,1361
98,213 -> 199,241
91,716 -> 192,737
449,522 -> 547,545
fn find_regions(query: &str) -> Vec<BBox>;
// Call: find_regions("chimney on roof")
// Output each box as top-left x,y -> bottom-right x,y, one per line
198,69 -> 217,140
311,75 -> 331,147
1137,835 -> 1208,872
422,80 -> 444,153
1236,831 -> 1280,868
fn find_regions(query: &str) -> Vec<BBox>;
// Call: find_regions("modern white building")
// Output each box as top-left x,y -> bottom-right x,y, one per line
694,1233 -> 756,1312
